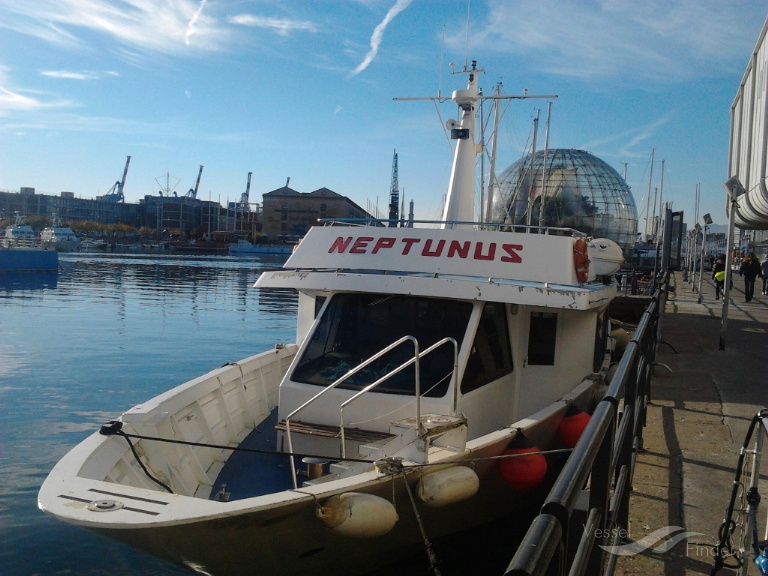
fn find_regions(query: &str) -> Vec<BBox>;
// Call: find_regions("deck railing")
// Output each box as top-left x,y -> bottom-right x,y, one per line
283,335 -> 458,487
505,270 -> 671,576
317,217 -> 588,236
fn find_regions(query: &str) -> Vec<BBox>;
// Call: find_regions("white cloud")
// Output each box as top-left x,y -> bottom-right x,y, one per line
0,0 -> 228,57
228,14 -> 318,36
351,0 -> 413,76
40,70 -> 101,80
185,0 -> 208,46
472,0 -> 762,82
0,86 -> 73,115
581,114 -> 672,158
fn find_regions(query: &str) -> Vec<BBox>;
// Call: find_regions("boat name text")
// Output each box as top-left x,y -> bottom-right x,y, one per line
328,236 -> 523,263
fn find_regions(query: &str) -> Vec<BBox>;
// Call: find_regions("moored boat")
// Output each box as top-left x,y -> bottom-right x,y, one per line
38,61 -> 623,576
2,214 -> 59,272
228,238 -> 294,255
40,216 -> 79,252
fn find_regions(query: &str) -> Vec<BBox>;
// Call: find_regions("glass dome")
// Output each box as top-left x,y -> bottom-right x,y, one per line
491,149 -> 638,251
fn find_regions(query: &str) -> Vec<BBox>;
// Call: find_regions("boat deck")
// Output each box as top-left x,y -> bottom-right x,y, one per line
210,409 -> 294,501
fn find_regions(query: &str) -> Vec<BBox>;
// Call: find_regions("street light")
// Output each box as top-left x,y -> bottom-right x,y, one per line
720,177 -> 745,350
692,223 -> 702,293
696,215 -> 712,304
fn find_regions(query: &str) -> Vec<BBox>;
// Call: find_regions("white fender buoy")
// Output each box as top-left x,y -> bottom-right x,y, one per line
416,466 -> 480,508
587,238 -> 624,276
317,492 -> 398,538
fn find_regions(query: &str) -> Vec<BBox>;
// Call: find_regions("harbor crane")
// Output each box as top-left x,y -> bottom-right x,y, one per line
186,165 -> 204,199
388,149 -> 399,227
103,156 -> 131,202
238,172 -> 252,211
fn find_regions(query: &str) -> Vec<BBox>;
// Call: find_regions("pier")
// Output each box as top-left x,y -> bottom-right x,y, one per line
505,271 -> 767,575
616,273 -> 768,575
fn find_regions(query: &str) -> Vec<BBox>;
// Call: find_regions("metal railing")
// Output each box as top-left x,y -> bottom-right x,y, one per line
505,271 -> 671,576
317,217 -> 588,236
283,335 -> 458,487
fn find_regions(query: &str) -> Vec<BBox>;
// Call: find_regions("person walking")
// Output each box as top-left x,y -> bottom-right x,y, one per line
739,253 -> 763,302
712,256 -> 726,300
762,254 -> 768,295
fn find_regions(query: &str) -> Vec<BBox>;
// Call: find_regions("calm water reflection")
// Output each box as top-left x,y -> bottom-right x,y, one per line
0,253 -> 295,576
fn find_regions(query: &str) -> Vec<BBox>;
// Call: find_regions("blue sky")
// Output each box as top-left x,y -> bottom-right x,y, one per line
0,0 -> 765,229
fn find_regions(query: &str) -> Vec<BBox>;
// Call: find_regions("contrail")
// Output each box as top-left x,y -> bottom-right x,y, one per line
185,0 -> 208,46
351,0 -> 412,76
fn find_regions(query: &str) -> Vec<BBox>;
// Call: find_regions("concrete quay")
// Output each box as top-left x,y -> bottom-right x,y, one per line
616,272 -> 768,576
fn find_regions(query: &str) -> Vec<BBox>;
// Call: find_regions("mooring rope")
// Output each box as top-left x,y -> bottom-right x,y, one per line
99,419 -> 574,497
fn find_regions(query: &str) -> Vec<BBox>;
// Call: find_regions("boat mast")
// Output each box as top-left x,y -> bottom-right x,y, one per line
394,63 -> 556,230
485,82 -> 503,223
537,101 -> 553,228
442,60 -> 482,229
525,110 -> 540,227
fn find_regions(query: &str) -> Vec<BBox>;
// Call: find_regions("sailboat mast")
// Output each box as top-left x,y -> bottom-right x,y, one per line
526,110 -> 540,227
538,101 -> 553,227
644,148 -> 655,239
485,82 -> 502,223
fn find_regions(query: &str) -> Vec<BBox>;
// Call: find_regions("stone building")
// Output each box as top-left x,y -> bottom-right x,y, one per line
261,185 -> 373,238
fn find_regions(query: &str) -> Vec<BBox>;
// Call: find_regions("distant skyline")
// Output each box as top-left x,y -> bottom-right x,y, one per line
1,1 -> 766,229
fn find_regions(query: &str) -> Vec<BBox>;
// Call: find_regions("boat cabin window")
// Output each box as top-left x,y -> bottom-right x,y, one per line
461,302 -> 513,393
292,293 -> 472,397
314,296 -> 326,317
527,312 -> 558,365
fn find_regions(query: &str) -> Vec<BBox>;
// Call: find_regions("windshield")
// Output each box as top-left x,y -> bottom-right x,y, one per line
292,293 -> 472,397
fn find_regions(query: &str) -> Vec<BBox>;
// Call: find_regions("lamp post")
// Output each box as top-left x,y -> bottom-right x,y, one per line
687,230 -> 696,284
692,224 -> 702,292
697,213 -> 712,304
720,177 -> 745,351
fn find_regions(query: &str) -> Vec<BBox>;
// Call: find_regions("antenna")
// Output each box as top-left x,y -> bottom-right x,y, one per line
464,1 -> 471,69
438,26 -> 445,99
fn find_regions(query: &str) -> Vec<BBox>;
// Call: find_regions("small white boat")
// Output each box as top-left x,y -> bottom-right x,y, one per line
39,62 -> 623,576
229,238 -> 294,255
3,213 -> 37,247
40,215 -> 79,252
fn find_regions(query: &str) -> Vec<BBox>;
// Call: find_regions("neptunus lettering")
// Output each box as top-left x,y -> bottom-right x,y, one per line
328,236 -> 522,263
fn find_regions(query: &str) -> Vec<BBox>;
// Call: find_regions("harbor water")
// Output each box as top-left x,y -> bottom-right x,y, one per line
1,253 -> 535,576
1,253 -> 295,576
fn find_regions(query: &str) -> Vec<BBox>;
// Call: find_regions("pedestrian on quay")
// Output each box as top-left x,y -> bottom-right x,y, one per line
739,252 -> 763,302
712,256 -> 726,300
762,254 -> 768,295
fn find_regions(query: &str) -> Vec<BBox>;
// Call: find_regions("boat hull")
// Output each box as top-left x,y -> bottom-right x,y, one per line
0,247 -> 58,271
39,343 -> 598,576
92,470 -> 553,576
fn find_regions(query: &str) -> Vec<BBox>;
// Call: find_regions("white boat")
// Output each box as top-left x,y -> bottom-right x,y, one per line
40,216 -> 79,252
229,238 -> 294,255
38,62 -> 623,576
3,213 -> 37,247
2,214 -> 59,271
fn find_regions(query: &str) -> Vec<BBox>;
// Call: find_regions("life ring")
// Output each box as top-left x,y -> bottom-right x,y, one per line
573,238 -> 590,283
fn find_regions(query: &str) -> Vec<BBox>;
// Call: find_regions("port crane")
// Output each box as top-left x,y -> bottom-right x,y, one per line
186,165 -> 204,199
388,149 -> 399,227
103,156 -> 131,202
237,172 -> 252,211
